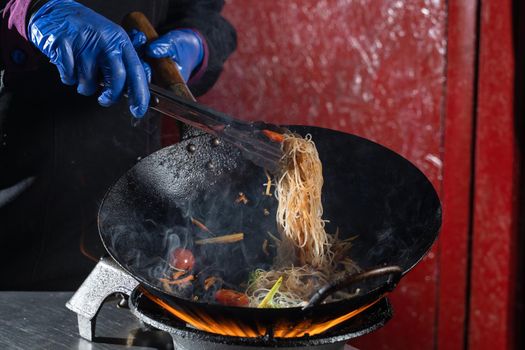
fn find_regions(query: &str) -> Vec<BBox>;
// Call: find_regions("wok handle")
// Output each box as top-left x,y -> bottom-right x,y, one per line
303,265 -> 402,309
122,12 -> 196,102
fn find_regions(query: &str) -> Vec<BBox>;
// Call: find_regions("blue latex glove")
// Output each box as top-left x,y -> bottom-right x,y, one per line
128,29 -> 152,83
28,0 -> 150,117
128,29 -> 204,82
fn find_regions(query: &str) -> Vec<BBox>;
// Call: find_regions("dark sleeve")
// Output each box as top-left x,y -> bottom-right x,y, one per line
2,0 -> 33,39
1,0 -> 44,74
160,0 -> 237,96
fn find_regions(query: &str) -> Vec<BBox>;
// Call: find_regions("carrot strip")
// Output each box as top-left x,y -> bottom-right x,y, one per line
195,233 -> 244,245
172,271 -> 185,279
204,276 -> 222,290
262,129 -> 285,143
159,275 -> 194,285
191,217 -> 212,234
235,192 -> 249,204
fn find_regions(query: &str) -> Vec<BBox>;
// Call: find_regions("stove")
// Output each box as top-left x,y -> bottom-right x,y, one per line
67,257 -> 392,349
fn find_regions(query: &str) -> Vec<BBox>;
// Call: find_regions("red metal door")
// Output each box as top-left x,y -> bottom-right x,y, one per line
468,0 -> 519,349
196,0 -> 520,348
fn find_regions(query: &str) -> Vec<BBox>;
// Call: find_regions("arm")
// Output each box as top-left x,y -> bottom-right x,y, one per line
1,0 -> 150,117
2,0 -> 32,39
160,0 -> 237,96
0,0 -> 44,73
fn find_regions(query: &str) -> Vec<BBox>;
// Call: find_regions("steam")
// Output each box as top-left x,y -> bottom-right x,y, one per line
103,161 -> 278,304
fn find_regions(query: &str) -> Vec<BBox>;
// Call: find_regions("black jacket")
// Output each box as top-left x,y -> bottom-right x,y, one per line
0,0 -> 236,290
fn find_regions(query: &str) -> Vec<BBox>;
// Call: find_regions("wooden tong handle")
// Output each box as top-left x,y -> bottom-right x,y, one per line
122,12 -> 196,102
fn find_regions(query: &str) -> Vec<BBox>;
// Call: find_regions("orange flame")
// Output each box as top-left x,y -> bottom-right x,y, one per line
141,288 -> 380,338
274,298 -> 380,337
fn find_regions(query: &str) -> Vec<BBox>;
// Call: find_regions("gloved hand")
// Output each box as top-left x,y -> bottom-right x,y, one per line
128,29 -> 204,83
28,0 -> 150,117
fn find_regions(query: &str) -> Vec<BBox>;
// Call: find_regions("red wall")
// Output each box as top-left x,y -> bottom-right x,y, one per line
196,1 -> 521,348
468,0 -> 519,348
200,1 -> 448,349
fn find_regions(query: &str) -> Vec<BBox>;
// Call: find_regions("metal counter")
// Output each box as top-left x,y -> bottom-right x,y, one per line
0,292 -> 358,350
0,292 -> 172,350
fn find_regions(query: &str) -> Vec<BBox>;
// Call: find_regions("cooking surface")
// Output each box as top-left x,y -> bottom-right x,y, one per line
0,292 -> 358,349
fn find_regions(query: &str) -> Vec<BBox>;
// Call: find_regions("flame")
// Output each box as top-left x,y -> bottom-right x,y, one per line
273,298 -> 381,338
140,288 -> 380,338
141,288 -> 262,337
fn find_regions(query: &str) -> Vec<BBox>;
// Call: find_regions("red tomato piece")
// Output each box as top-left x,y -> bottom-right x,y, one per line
170,248 -> 195,271
214,289 -> 249,307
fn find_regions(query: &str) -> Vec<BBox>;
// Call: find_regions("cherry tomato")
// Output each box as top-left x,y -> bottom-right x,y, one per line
214,289 -> 249,307
170,248 -> 195,271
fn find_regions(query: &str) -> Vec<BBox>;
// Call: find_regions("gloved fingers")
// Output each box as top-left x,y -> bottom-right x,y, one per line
98,52 -> 127,107
142,60 -> 152,83
146,37 -> 188,81
50,41 -> 77,86
121,43 -> 150,118
128,29 -> 147,51
128,30 -> 151,83
145,30 -> 203,83
146,38 -> 178,60
126,59 -> 151,101
76,55 -> 98,96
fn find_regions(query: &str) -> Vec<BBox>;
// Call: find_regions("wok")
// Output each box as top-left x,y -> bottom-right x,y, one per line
98,125 -> 441,330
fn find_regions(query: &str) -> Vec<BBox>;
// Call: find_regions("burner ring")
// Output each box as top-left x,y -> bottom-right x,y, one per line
128,287 -> 392,348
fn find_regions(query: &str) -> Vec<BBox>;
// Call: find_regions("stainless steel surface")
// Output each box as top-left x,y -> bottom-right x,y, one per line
171,337 -> 346,350
0,292 -> 172,350
66,256 -> 139,341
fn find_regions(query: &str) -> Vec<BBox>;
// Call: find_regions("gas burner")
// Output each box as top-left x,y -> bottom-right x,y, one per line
130,288 -> 392,350
67,257 -> 392,349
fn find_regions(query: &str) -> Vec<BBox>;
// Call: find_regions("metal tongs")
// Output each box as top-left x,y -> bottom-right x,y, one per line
123,12 -> 285,173
148,85 -> 285,173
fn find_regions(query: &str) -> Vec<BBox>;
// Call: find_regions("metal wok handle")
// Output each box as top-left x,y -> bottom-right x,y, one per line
303,265 -> 402,309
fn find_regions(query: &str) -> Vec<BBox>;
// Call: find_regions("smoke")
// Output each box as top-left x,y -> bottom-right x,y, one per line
101,148 -> 278,304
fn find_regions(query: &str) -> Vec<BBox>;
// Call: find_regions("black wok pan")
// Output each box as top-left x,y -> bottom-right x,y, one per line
97,125 -> 441,332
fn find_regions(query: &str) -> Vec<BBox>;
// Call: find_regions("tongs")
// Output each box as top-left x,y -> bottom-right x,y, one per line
148,85 -> 285,173
123,12 -> 285,173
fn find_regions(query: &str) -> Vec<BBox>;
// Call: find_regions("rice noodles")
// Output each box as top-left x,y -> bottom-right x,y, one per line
246,133 -> 360,307
247,266 -> 330,307
276,133 -> 329,267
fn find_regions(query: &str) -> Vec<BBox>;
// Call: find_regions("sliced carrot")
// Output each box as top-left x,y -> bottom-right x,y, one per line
235,192 -> 249,204
215,289 -> 249,307
159,275 -> 194,286
262,129 -> 285,143
204,276 -> 222,290
195,233 -> 244,245
191,217 -> 212,234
